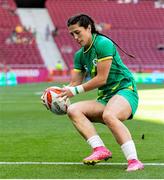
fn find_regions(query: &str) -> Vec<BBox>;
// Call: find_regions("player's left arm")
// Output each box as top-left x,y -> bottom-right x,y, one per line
82,58 -> 112,91
69,69 -> 86,86
61,39 -> 114,97
82,38 -> 114,92
60,58 -> 112,98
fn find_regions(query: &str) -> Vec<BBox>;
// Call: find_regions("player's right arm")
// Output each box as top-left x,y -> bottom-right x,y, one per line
69,49 -> 85,86
69,69 -> 85,86
60,50 -> 85,97
59,69 -> 85,99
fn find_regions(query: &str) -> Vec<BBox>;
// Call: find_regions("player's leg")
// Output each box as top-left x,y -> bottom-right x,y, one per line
103,94 -> 132,145
67,100 -> 104,139
67,100 -> 112,164
102,90 -> 144,171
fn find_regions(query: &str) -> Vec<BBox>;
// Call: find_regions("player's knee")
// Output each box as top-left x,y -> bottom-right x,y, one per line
102,111 -> 116,127
67,104 -> 81,118
67,104 -> 75,116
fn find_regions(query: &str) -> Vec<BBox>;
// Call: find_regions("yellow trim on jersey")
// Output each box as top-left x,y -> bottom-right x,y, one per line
74,69 -> 82,72
97,56 -> 113,62
84,34 -> 97,54
111,82 -> 120,92
127,85 -> 134,91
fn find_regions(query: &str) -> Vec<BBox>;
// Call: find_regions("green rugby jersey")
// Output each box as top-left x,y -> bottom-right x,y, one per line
74,34 -> 137,97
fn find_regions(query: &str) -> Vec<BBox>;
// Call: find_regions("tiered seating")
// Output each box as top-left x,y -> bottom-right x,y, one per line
0,0 -> 16,7
0,0 -> 20,29
107,29 -> 164,71
46,0 -> 164,72
46,0 -> 164,30
0,0 -> 44,68
0,30 -> 44,67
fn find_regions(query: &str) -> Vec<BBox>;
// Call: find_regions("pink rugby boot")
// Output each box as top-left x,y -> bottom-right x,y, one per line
83,146 -> 112,165
126,159 -> 144,172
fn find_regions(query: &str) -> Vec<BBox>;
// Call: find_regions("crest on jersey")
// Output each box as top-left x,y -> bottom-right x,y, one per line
92,58 -> 98,66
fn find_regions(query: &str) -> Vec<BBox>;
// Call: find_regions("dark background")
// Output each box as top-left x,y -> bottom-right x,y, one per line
14,0 -> 46,8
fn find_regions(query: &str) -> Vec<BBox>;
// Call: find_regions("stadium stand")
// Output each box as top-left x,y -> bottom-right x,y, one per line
0,0 -> 163,84
0,29 -> 44,67
46,0 -> 164,72
0,0 -> 45,68
0,8 -> 19,29
0,0 -> 19,29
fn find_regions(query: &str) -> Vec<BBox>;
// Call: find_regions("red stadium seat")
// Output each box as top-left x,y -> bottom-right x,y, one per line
0,0 -> 44,68
46,0 -> 164,72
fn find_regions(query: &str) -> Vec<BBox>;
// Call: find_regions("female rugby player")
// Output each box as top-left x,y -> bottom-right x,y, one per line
59,14 -> 144,172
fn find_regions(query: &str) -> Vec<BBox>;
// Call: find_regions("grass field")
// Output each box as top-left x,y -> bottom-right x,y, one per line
0,82 -> 164,179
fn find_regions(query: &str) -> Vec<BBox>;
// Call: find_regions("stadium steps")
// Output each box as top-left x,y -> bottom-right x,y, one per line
17,8 -> 67,70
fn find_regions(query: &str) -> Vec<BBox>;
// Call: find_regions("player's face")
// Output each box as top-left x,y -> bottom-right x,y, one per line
68,23 -> 92,47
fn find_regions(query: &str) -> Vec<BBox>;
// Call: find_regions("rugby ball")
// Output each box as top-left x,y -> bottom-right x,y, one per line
41,86 -> 70,115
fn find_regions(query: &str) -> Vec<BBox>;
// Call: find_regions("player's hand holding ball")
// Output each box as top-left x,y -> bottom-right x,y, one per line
41,86 -> 71,115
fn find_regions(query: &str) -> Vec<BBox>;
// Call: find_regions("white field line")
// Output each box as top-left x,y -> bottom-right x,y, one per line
0,162 -> 164,166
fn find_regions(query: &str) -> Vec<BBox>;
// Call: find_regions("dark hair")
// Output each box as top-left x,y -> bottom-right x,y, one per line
67,14 -> 98,34
67,14 -> 135,58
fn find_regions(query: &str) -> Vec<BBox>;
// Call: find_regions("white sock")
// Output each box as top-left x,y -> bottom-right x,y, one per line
87,135 -> 105,149
121,140 -> 138,160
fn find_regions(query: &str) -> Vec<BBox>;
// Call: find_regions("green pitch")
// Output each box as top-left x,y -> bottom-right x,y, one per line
0,82 -> 164,179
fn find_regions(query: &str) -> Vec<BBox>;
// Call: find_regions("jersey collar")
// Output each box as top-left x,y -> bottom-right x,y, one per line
83,34 -> 97,54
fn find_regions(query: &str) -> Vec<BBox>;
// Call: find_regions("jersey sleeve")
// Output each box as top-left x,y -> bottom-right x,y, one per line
95,38 -> 114,62
73,50 -> 83,71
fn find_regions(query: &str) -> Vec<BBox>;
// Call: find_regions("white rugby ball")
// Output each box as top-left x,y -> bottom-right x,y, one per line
41,86 -> 70,115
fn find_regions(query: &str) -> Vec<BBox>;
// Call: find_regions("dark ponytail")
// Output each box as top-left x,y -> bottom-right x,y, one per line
67,14 -> 135,59
98,32 -> 135,58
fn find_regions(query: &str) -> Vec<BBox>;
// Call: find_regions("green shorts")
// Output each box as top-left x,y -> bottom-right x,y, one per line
97,89 -> 139,119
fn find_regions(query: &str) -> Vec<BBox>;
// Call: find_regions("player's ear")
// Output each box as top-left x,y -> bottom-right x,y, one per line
88,25 -> 91,32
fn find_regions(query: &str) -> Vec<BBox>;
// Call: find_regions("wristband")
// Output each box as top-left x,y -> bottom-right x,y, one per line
68,85 -> 85,96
